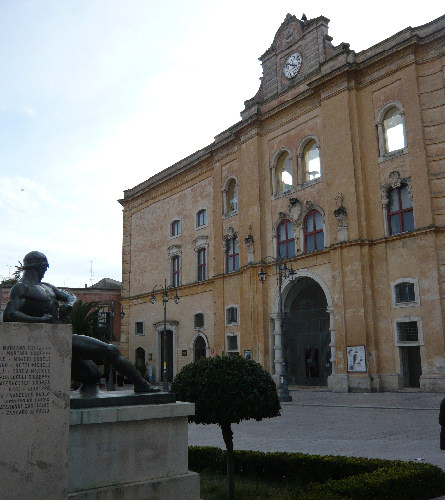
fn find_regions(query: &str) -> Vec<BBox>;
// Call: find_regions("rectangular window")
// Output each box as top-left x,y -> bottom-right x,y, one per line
197,248 -> 206,282
196,209 -> 206,228
194,313 -> 204,328
226,237 -> 239,273
397,322 -> 419,342
172,255 -> 180,287
171,220 -> 180,237
226,306 -> 238,325
135,321 -> 144,335
395,283 -> 415,303
227,335 -> 238,351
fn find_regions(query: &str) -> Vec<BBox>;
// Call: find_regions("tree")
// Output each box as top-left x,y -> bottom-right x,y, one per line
0,262 -> 22,287
67,300 -> 106,340
171,355 -> 281,498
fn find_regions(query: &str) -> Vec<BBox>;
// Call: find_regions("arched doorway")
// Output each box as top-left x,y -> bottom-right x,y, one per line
194,336 -> 207,361
284,277 -> 331,386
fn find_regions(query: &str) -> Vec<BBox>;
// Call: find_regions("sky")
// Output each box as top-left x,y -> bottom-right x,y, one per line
0,1 -> 443,288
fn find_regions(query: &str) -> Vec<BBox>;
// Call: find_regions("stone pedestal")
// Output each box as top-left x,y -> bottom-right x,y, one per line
0,323 -> 72,500
68,401 -> 200,500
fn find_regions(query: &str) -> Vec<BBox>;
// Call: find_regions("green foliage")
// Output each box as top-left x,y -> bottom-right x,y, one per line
1,262 -> 22,286
67,300 -> 106,340
189,447 -> 445,500
171,355 -> 281,426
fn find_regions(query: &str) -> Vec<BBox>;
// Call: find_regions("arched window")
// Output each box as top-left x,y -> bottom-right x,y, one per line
196,209 -> 206,228
277,219 -> 295,258
376,102 -> 406,159
304,211 -> 324,252
275,152 -> 293,194
303,140 -> 321,183
387,185 -> 414,235
226,237 -> 239,273
227,179 -> 238,213
384,107 -> 405,153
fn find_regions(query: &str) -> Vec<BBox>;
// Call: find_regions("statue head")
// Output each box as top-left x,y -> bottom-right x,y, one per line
22,251 -> 49,278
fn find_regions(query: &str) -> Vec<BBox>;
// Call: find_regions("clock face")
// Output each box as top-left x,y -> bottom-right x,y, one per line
284,52 -> 302,79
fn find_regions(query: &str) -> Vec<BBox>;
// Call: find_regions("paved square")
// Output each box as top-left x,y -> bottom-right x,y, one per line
188,390 -> 445,469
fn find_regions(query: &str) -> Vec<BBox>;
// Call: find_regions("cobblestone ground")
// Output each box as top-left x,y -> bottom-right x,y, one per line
188,389 -> 445,470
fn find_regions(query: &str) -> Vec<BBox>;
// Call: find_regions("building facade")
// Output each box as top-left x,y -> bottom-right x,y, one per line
119,14 -> 445,392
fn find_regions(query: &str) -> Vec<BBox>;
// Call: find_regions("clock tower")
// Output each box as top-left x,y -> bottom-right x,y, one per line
242,13 -> 349,119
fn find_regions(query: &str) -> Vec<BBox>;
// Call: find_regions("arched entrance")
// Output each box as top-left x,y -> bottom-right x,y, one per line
135,347 -> 146,376
284,277 -> 331,386
194,336 -> 207,361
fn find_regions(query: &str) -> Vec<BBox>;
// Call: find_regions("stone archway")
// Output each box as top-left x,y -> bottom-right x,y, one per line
270,270 -> 339,389
284,278 -> 331,386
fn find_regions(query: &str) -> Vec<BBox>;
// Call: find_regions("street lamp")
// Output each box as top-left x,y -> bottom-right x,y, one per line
106,301 -> 126,391
150,279 -> 180,392
258,255 -> 296,402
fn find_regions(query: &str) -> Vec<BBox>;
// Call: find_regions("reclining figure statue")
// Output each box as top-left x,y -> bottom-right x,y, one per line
3,251 -> 159,394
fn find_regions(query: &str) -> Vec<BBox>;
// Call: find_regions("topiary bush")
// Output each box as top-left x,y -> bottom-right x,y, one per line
172,355 -> 280,498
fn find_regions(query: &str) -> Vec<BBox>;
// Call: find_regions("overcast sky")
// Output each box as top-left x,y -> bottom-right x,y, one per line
0,1 -> 442,288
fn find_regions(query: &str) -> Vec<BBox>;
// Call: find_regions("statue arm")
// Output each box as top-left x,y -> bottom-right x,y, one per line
4,284 -> 52,323
45,283 -> 77,307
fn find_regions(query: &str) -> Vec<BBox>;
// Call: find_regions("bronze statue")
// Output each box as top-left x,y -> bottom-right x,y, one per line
4,251 -> 159,394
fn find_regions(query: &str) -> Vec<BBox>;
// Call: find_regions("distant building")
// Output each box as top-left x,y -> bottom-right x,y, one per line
120,14 -> 445,391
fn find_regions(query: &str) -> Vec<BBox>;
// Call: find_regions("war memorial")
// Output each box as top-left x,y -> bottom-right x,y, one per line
0,252 -> 199,499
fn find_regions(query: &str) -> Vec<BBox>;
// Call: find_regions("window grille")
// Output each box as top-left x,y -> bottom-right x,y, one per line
395,282 -> 415,303
135,321 -> 144,335
194,313 -> 204,328
397,322 -> 419,342
226,307 -> 238,324
227,335 -> 238,351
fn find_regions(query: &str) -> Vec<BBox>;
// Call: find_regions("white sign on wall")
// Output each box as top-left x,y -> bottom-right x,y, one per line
347,345 -> 367,372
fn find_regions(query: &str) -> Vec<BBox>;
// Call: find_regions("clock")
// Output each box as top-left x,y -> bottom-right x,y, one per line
283,52 -> 302,79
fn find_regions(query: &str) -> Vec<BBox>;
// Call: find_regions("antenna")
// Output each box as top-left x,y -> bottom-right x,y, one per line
89,260 -> 94,287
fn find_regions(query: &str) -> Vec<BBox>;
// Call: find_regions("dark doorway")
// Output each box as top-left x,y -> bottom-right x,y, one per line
160,330 -> 174,382
400,346 -> 422,388
135,347 -> 146,377
194,336 -> 206,361
284,278 -> 331,386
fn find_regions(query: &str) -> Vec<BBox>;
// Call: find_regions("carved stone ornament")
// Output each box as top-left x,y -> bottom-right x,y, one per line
226,226 -> 236,237
222,227 -> 238,251
244,225 -> 254,245
305,201 -> 314,211
389,171 -> 402,189
168,244 -> 181,256
334,205 -> 348,228
381,172 -> 412,207
289,198 -> 302,220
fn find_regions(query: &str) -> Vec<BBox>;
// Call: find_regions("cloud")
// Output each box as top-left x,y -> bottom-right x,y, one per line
20,105 -> 37,118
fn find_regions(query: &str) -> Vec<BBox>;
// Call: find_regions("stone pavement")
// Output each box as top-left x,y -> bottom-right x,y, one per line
188,389 -> 445,470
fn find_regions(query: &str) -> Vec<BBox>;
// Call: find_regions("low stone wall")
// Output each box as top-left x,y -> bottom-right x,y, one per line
68,402 -> 200,500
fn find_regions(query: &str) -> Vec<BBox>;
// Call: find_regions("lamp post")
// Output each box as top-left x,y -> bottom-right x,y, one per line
258,255 -> 295,402
106,301 -> 125,391
150,279 -> 180,392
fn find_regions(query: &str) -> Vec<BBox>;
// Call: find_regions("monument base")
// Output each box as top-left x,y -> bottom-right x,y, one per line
68,471 -> 200,500
68,401 -> 199,500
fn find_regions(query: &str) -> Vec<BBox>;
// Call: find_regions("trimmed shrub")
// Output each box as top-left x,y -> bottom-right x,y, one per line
189,447 -> 445,500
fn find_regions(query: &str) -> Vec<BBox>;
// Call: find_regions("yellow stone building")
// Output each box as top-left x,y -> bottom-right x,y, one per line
119,13 -> 445,392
